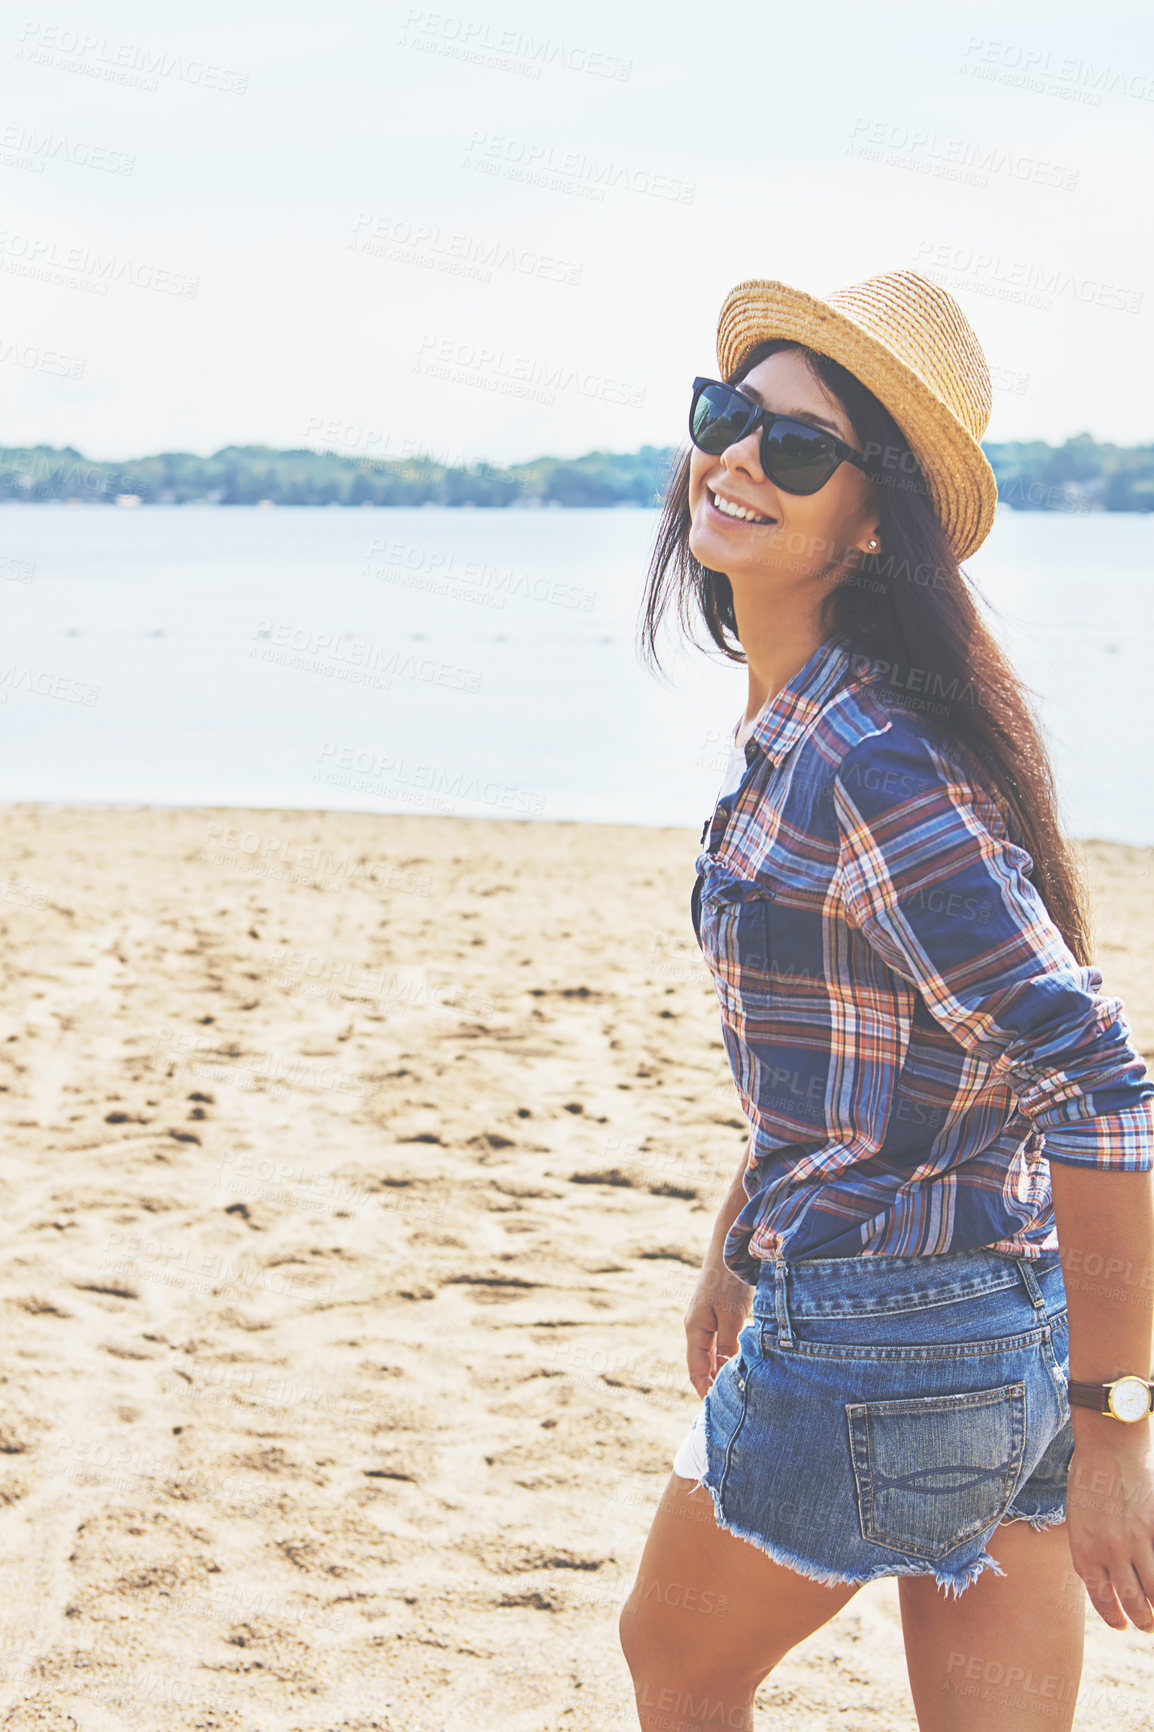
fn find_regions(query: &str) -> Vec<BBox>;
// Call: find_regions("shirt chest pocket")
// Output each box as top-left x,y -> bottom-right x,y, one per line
693,861 -> 778,1012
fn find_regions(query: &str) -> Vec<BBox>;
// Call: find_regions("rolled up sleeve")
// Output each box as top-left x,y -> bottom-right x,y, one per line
832,721 -> 1154,1170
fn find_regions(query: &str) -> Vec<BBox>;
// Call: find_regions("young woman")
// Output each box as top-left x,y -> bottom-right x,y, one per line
618,269 -> 1154,1732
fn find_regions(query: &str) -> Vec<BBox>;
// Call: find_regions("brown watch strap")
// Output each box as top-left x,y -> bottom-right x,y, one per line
1066,1380 -> 1111,1413
1067,1378 -> 1154,1415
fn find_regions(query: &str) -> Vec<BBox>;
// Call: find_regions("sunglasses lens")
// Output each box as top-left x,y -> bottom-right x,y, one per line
690,383 -> 753,454
762,421 -> 840,495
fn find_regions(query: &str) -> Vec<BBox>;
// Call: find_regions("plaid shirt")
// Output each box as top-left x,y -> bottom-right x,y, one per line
692,634 -> 1154,1274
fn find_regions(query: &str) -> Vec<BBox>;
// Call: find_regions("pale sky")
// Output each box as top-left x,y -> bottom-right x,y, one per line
2,0 -> 1152,463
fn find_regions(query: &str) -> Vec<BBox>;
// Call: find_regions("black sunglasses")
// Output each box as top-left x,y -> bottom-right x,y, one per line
689,376 -> 874,496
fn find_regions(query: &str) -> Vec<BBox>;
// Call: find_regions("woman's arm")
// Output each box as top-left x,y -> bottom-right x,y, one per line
831,722 -> 1154,1628
832,725 -> 1154,1176
684,1138 -> 755,1398
1050,1163 -> 1154,1632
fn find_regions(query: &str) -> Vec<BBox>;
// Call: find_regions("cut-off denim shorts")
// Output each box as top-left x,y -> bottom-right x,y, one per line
671,1245 -> 1072,1597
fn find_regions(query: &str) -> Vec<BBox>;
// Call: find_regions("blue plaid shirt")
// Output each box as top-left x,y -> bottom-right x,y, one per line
692,634 -> 1154,1275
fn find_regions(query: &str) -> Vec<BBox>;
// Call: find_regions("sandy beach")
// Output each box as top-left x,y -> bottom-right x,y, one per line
2,802 -> 1153,1731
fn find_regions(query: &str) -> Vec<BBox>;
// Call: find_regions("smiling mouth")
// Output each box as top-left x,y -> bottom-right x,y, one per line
707,486 -> 774,526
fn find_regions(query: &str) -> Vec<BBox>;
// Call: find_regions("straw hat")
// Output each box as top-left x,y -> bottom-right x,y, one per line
715,269 -> 998,560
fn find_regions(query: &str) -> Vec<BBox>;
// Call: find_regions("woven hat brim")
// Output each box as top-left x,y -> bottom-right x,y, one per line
716,280 -> 997,561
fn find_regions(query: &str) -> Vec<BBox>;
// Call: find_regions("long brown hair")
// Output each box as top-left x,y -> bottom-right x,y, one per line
639,339 -> 1094,965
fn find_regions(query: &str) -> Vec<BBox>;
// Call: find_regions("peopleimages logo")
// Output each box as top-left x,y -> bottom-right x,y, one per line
249,620 -> 484,694
0,122 -> 135,175
413,333 -> 645,409
349,210 -> 582,288
313,741 -> 547,816
913,240 -> 1142,314
363,537 -> 597,612
846,117 -> 1079,190
959,35 -> 1154,105
0,227 -> 198,297
399,9 -> 632,82
463,130 -> 695,204
0,334 -> 84,378
16,21 -> 249,94
300,416 -> 524,491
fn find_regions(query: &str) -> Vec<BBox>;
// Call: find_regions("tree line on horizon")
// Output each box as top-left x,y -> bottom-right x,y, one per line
0,433 -> 1151,512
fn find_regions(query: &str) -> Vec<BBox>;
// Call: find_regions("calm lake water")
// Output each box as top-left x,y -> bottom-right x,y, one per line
0,503 -> 1150,843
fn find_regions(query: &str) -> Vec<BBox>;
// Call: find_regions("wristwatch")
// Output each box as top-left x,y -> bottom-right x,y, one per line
1066,1375 -> 1154,1423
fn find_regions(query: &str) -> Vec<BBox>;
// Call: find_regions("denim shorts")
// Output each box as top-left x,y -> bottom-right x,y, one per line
672,1245 -> 1072,1597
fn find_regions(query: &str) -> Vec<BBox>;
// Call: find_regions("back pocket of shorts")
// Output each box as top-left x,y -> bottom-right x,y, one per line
846,1383 -> 1026,1560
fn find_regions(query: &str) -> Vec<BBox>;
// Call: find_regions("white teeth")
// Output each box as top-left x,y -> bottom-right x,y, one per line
711,489 -> 770,524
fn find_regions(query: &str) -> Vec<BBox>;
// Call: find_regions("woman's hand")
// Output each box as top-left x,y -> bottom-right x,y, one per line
684,1258 -> 753,1398
1065,1421 -> 1154,1632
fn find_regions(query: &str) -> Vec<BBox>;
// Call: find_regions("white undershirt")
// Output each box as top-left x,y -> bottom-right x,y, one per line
716,706 -> 762,806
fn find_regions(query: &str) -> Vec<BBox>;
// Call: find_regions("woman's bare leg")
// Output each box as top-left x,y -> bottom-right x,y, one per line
618,1470 -> 861,1731
898,1519 -> 1085,1731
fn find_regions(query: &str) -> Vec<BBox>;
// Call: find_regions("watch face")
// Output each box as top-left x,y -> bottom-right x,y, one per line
1107,1377 -> 1152,1423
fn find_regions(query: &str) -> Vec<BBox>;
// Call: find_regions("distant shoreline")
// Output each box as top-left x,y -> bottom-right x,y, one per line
1,435 -> 1152,511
